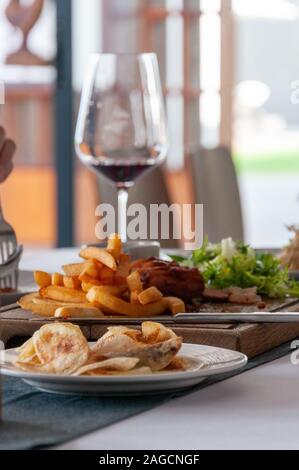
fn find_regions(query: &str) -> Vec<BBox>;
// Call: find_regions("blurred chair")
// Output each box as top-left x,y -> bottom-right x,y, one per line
190,147 -> 244,243
97,165 -> 179,248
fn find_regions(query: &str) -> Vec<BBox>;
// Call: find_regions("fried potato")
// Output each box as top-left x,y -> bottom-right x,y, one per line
18,293 -> 58,317
63,275 -> 81,290
87,287 -> 169,317
81,280 -> 101,293
62,263 -> 85,276
115,253 -> 131,285
39,286 -> 87,304
34,271 -> 51,288
106,337 -> 182,371
127,270 -> 143,292
18,338 -> 36,362
55,306 -> 104,319
72,357 -> 139,376
141,322 -> 177,344
91,331 -> 140,358
52,272 -> 64,286
127,271 -> 143,304
33,323 -> 89,374
100,266 -> 115,285
107,233 -> 122,261
83,284 -> 126,297
79,259 -> 102,280
138,287 -> 163,305
79,247 -> 117,271
164,297 -> 186,315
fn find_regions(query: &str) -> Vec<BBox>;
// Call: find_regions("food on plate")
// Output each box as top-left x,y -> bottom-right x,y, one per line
79,246 -> 117,271
171,237 -> 299,300
87,287 -> 169,317
137,286 -> 163,305
279,225 -> 299,270
54,306 -> 104,319
34,271 -> 51,288
18,234 -> 186,318
15,322 -> 185,376
131,258 -> 205,300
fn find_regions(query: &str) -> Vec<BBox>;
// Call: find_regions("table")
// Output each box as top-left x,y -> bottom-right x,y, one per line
20,248 -> 299,450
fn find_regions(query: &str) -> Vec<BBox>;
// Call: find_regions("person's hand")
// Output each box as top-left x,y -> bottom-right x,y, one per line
0,126 -> 15,183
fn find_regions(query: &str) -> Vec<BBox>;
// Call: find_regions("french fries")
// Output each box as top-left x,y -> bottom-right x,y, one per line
39,286 -> 87,304
79,247 -> 117,271
63,276 -> 81,290
62,263 -> 85,276
165,297 -> 186,315
34,271 -> 51,288
79,259 -> 102,280
19,233 -> 186,319
52,272 -> 64,286
127,271 -> 143,304
138,287 -> 163,305
115,254 -> 131,285
107,233 -> 122,261
55,306 -> 104,319
87,287 -> 169,318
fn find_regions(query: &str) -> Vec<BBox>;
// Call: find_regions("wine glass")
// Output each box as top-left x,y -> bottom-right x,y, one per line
75,53 -> 168,242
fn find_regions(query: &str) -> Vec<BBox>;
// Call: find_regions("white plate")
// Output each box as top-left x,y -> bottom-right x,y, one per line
0,270 -> 35,306
0,343 -> 247,396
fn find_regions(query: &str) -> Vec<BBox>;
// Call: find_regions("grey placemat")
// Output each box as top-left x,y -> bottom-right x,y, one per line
0,340 -> 295,450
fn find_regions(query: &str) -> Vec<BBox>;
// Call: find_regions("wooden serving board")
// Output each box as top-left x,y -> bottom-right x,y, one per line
1,299 -> 299,358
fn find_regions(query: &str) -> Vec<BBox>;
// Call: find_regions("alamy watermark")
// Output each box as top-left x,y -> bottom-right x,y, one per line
95,203 -> 204,250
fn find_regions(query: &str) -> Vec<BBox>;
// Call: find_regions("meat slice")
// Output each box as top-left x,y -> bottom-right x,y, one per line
202,288 -> 230,302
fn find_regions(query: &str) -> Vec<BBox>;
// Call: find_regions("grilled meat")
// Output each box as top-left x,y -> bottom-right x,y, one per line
131,257 -> 205,301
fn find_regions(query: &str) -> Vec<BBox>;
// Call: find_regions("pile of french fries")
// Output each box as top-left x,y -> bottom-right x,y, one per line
19,234 -> 186,319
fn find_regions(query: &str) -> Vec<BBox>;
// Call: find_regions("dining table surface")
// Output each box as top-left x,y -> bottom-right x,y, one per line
18,247 -> 299,450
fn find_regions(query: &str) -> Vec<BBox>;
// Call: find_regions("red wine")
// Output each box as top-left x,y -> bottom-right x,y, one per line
89,161 -> 156,188
78,143 -> 166,188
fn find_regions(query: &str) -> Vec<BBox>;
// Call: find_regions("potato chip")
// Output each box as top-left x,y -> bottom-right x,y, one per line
106,337 -> 182,371
18,338 -> 37,362
141,322 -> 177,344
72,357 -> 139,376
32,323 -> 89,374
91,331 -> 141,358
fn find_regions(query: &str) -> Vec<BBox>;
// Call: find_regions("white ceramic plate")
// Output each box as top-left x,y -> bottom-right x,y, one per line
0,343 -> 247,396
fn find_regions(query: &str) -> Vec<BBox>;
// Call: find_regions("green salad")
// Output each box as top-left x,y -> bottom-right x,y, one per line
170,237 -> 299,298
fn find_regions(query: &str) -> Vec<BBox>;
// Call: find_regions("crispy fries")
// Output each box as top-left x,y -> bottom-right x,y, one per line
20,233 -> 186,318
165,297 -> 186,315
39,286 -> 87,304
107,233 -> 122,261
63,276 -> 81,290
79,247 -> 117,271
52,272 -> 64,286
127,271 -> 143,304
34,271 -> 51,288
87,287 -> 169,318
55,306 -> 104,319
62,263 -> 85,276
138,287 -> 163,305
79,259 -> 102,280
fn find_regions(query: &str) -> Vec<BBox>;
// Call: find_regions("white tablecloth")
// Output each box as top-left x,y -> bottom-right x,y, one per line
20,248 -> 299,450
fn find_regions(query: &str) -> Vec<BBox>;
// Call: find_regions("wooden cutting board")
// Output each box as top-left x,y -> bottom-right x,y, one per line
1,299 -> 299,358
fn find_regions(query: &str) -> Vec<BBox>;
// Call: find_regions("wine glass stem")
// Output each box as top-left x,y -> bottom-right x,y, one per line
117,188 -> 128,242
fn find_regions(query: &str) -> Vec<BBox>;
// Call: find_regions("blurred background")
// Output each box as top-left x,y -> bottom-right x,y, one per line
0,0 -> 299,249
